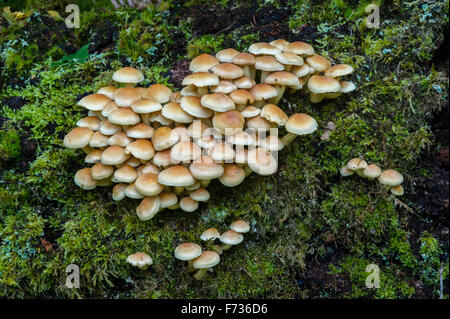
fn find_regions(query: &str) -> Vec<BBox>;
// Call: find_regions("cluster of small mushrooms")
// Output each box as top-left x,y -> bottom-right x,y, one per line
63,39 -> 355,219
174,220 -> 250,280
340,158 -> 405,196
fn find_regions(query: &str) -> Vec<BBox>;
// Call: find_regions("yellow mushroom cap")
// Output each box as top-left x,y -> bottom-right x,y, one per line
189,156 -> 225,180
125,139 -> 155,161
219,164 -> 245,187
90,163 -> 114,180
390,185 -> 404,196
284,41 -> 315,56
130,98 -> 162,113
210,63 -> 244,80
193,251 -> 220,269
179,197 -> 199,212
249,42 -> 280,55
170,141 -> 202,162
180,96 -> 213,118
308,75 -> 340,93
260,104 -> 288,126
247,148 -> 278,175
190,53 -> 219,72
285,113 -> 318,135
77,94 -> 111,111
136,196 -> 161,221
215,48 -> 240,62
162,102 -> 193,123
174,243 -> 202,261
249,84 -> 278,101
158,165 -> 195,187
182,72 -> 219,87
305,54 -> 331,72
212,110 -> 244,135
101,146 -> 130,165
108,107 -> 140,125
97,86 -> 117,99
190,188 -> 210,202
113,87 -> 142,107
113,164 -> 137,183
143,84 -> 172,104
74,167 -> 97,190
347,158 -> 368,171
255,56 -> 284,72
63,127 -> 94,149
220,230 -> 243,246
201,93 -> 235,112
125,123 -> 154,139
135,173 -> 164,196
152,127 -> 180,151
378,169 -> 404,186
324,64 -> 354,77
112,67 -> 144,84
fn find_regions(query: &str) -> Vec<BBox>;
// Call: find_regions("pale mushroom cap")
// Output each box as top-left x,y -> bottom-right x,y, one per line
220,230 -> 244,245
270,39 -> 290,50
78,94 -> 111,111
347,158 -> 368,171
211,80 -> 237,94
305,54 -> 331,72
234,76 -> 256,89
170,141 -> 202,162
235,147 -> 248,164
140,163 -> 161,175
378,169 -> 404,186
264,71 -> 300,88
125,182 -> 144,199
210,63 -> 244,80
64,127 -> 94,149
212,110 -> 244,135
275,52 -> 304,66
162,102 -> 193,123
158,165 -> 195,186
249,42 -> 281,55
255,56 -> 284,72
229,89 -> 255,105
97,86 -> 117,99
126,252 -> 153,267
113,87 -> 142,107
247,148 -> 278,176
159,192 -> 178,209
113,164 -> 137,183
260,104 -> 288,126
172,126 -> 191,142
246,116 -> 272,131
193,251 -> 220,269
180,96 -> 214,118
130,99 -> 162,113
390,185 -> 404,196
76,116 -> 100,131
182,72 -> 219,87
135,173 -> 164,196
232,52 -> 256,66
181,84 -> 199,97
99,119 -> 122,135
230,220 -> 250,233
153,149 -> 175,167
136,196 -> 161,221
148,111 -> 172,126
249,84 -> 278,101
219,164 -> 245,187
241,106 -> 261,118
152,127 -> 180,151
112,67 -> 144,84
362,164 -> 382,179
187,121 -> 208,139
324,64 -> 354,77
85,149 -> 102,164
89,131 -> 109,148
285,113 -> 318,135
101,146 -> 130,165
108,107 -> 140,125
126,123 -> 155,139
201,93 -> 235,112
125,139 -> 155,161
284,41 -> 315,56
259,135 -> 284,151
143,84 -> 172,104
189,156 -> 225,180
215,48 -> 240,62
108,131 -> 134,147
190,188 -> 210,202
226,130 -> 255,146
179,197 -> 199,212
74,168 -> 97,190
190,53 -> 220,72
340,81 -> 356,93
200,228 -> 220,241
90,163 -> 114,180
209,142 -> 235,162
291,64 -> 310,77
101,101 -> 120,117
112,183 -> 127,201
174,243 -> 202,261
308,75 -> 341,93
340,165 -> 355,177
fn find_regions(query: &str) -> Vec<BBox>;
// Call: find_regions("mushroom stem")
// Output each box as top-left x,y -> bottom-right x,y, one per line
193,268 -> 209,280
242,65 -> 251,78
268,85 -> 286,105
253,100 -> 265,108
174,186 -> 184,195
82,146 -> 94,154
138,265 -> 149,271
200,179 -> 211,188
249,66 -> 256,80
236,104 -> 246,112
260,71 -> 270,83
187,260 -> 196,273
280,132 -> 298,146
221,243 -> 232,251
212,244 -> 223,255
197,87 -> 208,96
244,165 -> 253,177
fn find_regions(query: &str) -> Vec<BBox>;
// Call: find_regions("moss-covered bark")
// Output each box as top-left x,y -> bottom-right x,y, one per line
0,0 -> 448,298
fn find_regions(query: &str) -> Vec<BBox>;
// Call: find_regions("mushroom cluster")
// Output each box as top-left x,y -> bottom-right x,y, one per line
175,220 -> 250,280
63,39 -> 355,219
340,158 -> 405,196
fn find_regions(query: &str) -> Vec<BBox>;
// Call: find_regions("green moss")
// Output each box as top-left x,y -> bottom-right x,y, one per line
0,127 -> 21,165
186,34 -> 225,60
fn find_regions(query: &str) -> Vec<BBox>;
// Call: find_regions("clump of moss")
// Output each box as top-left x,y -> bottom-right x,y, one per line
0,127 -> 21,165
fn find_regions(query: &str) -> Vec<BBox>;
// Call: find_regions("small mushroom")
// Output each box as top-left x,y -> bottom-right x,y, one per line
126,252 -> 153,270
192,251 -> 221,280
174,243 -> 202,272
220,230 -> 244,251
200,228 -> 221,241
230,220 -> 250,233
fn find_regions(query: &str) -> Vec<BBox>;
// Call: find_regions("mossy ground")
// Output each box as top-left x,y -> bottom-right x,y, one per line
0,0 -> 448,298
